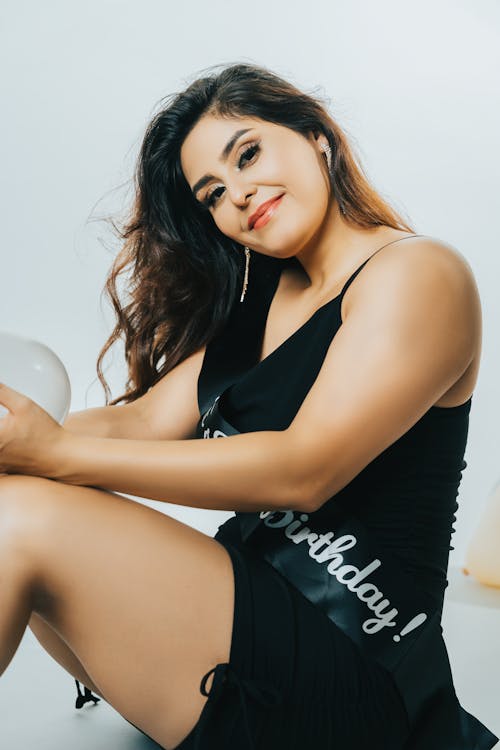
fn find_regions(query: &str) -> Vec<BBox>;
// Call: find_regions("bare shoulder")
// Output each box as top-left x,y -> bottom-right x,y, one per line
343,235 -> 480,331
284,236 -> 482,504
341,234 -> 482,404
344,236 -> 477,309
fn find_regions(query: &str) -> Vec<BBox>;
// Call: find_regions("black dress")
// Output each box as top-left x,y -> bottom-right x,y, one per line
191,236 -> 498,750
76,235 -> 498,749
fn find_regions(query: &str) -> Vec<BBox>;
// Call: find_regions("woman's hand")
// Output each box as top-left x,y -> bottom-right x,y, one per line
0,382 -> 67,477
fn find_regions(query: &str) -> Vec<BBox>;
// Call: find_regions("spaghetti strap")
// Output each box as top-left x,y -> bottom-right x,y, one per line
338,233 -> 425,301
195,224 -> 498,750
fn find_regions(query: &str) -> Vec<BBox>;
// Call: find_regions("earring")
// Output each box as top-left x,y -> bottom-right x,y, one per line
321,142 -> 345,215
240,246 -> 251,302
321,143 -> 332,172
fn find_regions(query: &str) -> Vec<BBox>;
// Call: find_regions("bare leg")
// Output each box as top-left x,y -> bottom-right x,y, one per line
28,612 -> 105,699
0,474 -> 235,750
0,527 -> 35,677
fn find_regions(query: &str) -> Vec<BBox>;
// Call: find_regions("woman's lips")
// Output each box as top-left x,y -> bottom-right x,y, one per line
250,194 -> 285,230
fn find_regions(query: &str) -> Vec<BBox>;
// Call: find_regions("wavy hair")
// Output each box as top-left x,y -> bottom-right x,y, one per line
96,62 -> 415,406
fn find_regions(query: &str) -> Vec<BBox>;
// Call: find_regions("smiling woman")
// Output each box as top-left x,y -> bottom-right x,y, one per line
71,60 -> 494,749
94,62 -> 415,408
85,60 -> 495,748
1,61 -> 496,750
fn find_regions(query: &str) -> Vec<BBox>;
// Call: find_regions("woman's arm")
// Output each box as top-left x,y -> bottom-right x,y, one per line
6,350 -> 311,512
64,404 -> 147,440
50,240 -> 475,520
52,346 -> 312,513
64,345 -> 207,442
1,242 -> 477,515
49,429 -> 311,513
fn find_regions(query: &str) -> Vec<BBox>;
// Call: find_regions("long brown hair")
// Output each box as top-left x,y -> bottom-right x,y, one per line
96,62 -> 415,406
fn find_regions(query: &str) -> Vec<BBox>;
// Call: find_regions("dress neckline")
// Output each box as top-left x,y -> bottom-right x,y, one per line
250,236 -> 473,413
255,233 -> 423,369
255,275 -> 340,368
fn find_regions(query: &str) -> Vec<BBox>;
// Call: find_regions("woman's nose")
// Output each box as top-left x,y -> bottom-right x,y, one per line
227,181 -> 256,207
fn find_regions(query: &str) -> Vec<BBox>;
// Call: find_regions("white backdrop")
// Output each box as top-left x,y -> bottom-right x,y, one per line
1,0 -> 499,568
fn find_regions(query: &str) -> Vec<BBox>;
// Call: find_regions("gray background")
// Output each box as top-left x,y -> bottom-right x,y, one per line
1,0 -> 498,565
0,0 -> 499,746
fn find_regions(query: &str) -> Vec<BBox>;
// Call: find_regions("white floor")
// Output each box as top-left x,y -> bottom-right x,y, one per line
0,566 -> 498,748
0,625 -> 160,750
441,567 -> 500,744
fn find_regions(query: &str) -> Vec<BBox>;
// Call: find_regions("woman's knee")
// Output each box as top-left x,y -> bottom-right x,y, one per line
0,475 -> 59,558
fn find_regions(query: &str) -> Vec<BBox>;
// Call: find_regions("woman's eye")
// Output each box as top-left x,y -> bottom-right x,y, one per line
204,186 -> 225,208
203,141 -> 261,209
237,142 -> 260,169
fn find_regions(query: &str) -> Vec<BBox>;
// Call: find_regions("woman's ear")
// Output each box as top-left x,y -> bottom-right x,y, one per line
311,129 -> 329,154
309,128 -> 322,144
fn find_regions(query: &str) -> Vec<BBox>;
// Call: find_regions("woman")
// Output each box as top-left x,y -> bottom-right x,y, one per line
0,63 -> 497,749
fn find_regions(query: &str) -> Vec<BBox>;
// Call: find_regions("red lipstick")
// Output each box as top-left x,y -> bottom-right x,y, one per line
248,194 -> 285,230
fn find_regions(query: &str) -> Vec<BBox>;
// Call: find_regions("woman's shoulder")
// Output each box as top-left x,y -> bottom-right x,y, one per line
343,234 -> 479,320
399,235 -> 474,275
340,234 -> 481,405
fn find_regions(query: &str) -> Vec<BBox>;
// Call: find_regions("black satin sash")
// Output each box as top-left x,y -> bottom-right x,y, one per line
197,393 -> 498,750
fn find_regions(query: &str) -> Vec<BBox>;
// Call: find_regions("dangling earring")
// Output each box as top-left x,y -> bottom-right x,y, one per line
240,246 -> 250,302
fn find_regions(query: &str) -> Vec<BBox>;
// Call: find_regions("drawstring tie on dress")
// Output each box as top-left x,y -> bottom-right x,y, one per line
74,679 -> 101,709
193,662 -> 283,750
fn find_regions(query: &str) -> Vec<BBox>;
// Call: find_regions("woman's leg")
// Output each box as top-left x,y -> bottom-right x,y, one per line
28,611 -> 105,699
0,474 -> 235,750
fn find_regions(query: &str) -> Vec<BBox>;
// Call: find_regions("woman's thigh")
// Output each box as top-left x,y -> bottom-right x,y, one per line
0,474 -> 235,750
28,610 -> 104,698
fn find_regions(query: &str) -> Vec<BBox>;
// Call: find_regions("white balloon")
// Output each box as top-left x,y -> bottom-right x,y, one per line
464,479 -> 500,589
0,331 -> 71,424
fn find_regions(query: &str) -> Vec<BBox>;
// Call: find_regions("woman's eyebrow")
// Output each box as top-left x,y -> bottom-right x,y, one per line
191,128 -> 255,198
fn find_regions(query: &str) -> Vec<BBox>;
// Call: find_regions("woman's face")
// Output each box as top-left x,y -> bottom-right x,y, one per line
180,114 -> 332,259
